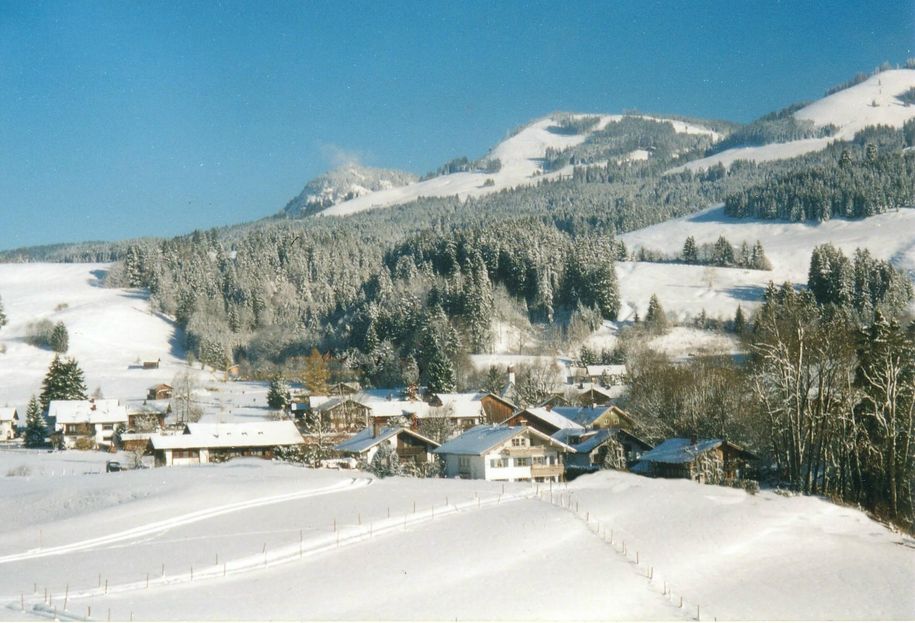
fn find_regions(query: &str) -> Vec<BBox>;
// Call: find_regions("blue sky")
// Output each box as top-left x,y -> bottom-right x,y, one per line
0,0 -> 912,250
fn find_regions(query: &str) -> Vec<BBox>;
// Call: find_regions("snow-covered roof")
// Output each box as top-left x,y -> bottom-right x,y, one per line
428,392 -> 486,419
521,407 -> 584,431
585,365 -> 627,378
334,426 -> 439,454
434,424 -> 575,456
362,399 -> 429,418
149,421 -> 303,450
0,407 -> 19,422
634,438 -> 723,465
49,400 -> 128,425
550,405 -> 612,427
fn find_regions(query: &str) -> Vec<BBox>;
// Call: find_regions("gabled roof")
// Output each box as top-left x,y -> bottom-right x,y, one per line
334,426 -> 439,454
434,424 -> 575,456
314,396 -> 370,413
149,384 -> 173,391
150,421 -> 303,450
552,427 -> 652,454
550,405 -> 611,427
0,407 -> 19,422
49,400 -> 128,425
517,407 -> 583,431
429,392 -> 487,419
634,438 -> 724,465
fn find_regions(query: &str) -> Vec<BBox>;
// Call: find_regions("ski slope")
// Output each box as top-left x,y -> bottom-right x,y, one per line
0,453 -> 911,620
320,114 -> 719,217
617,206 -> 915,321
672,69 -> 915,173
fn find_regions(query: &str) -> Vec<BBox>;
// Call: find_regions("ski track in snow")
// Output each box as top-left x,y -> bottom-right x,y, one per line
3,488 -> 536,617
6,486 -> 693,622
0,478 -> 372,566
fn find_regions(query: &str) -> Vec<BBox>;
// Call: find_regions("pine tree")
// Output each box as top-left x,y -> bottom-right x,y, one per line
267,374 -> 289,410
750,240 -> 772,271
0,294 -> 7,329
733,305 -> 747,335
50,322 -> 69,353
24,396 -> 48,448
644,294 -> 668,334
681,236 -> 699,264
711,236 -> 735,267
424,343 -> 456,394
39,355 -> 88,412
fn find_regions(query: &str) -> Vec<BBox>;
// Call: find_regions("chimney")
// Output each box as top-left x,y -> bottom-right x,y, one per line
507,366 -> 515,385
689,432 -> 697,445
591,402 -> 596,410
372,418 -> 382,438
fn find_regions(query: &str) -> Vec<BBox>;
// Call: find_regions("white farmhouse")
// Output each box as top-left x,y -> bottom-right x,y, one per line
434,424 -> 574,482
48,399 -> 128,449
149,421 -> 304,467
0,407 -> 19,440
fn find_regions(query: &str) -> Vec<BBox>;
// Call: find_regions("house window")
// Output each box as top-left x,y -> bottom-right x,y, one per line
511,437 -> 527,447
532,456 -> 546,465
515,457 -> 531,467
459,456 -> 470,469
490,458 -> 508,468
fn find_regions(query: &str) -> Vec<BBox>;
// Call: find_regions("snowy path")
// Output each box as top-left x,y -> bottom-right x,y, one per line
0,477 -> 372,565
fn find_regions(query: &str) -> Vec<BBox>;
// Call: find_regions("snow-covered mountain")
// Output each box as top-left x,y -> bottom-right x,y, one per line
315,114 -> 719,217
283,165 -> 418,217
674,68 -> 915,172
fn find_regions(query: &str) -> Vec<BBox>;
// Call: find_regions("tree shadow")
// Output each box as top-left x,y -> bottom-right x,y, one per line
725,285 -> 766,302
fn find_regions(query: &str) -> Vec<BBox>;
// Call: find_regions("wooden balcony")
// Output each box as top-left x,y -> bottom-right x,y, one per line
530,464 -> 564,479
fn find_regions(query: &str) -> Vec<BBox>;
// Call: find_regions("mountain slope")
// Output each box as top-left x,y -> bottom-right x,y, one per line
674,68 -> 915,172
317,114 -> 720,217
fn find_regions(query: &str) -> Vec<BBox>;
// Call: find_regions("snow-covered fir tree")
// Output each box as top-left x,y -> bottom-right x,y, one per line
23,396 -> 48,448
39,355 -> 88,412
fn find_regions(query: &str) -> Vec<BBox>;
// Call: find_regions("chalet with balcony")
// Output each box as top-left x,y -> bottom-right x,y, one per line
434,424 -> 574,482
334,422 -> 439,468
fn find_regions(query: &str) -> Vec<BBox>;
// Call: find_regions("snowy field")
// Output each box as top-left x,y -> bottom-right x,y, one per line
618,206 -> 915,321
0,451 -> 912,621
0,263 -> 276,422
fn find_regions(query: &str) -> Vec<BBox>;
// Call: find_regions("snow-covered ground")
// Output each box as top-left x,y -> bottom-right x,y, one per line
671,69 -> 915,173
0,453 -> 911,620
0,263 -> 274,423
0,264 -> 188,411
320,114 -> 719,217
618,206 -> 915,321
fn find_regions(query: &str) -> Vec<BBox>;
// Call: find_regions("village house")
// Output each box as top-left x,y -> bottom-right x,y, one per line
311,396 -> 372,433
334,422 -> 439,468
434,424 -> 574,482
142,358 -> 161,370
552,427 -> 652,476
0,407 -> 20,440
630,438 -> 758,483
48,399 -> 128,449
147,383 -> 173,400
149,421 -> 304,467
126,403 -> 168,432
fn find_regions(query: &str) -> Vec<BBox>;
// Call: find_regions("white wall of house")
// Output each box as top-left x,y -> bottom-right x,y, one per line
0,421 -> 16,440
